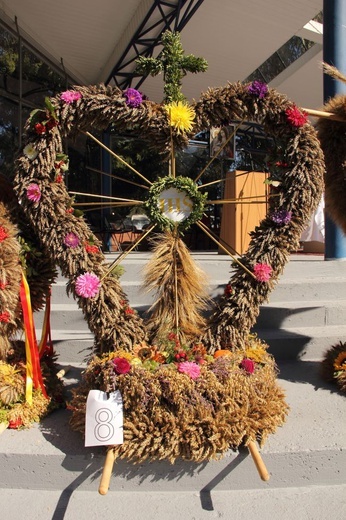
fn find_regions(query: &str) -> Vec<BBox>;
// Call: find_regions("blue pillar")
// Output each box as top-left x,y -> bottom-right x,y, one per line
102,130 -> 112,251
323,0 -> 346,259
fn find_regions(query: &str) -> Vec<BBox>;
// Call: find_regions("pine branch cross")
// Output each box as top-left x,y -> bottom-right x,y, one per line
136,30 -> 208,103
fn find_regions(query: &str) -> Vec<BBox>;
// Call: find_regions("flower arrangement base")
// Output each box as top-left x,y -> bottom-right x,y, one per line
98,440 -> 269,495
0,341 -> 65,428
320,342 -> 346,394
69,347 -> 288,494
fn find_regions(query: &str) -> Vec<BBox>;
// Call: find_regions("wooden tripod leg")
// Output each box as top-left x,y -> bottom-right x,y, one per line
99,448 -> 116,495
248,441 -> 270,481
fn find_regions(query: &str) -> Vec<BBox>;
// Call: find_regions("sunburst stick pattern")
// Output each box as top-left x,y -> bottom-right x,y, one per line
135,31 -> 212,345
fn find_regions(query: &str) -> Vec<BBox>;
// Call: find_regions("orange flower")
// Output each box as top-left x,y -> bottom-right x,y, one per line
334,351 -> 346,371
214,349 -> 232,359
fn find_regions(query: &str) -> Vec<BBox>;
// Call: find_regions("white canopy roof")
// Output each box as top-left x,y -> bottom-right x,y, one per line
0,0 -> 323,110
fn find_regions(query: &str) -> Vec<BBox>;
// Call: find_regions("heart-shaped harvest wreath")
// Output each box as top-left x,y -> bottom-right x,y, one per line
13,77 -> 324,467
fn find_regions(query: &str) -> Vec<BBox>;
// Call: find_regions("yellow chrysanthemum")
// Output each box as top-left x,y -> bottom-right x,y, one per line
334,351 -> 346,371
245,346 -> 267,364
165,101 -> 195,134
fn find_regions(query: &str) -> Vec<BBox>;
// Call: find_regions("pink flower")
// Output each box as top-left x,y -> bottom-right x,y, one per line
75,272 -> 100,298
113,357 -> 131,375
64,232 -> 80,248
60,90 -> 82,104
253,262 -> 272,282
0,281 -> 7,289
241,358 -> 255,374
285,106 -> 308,127
178,361 -> 201,380
26,183 -> 41,203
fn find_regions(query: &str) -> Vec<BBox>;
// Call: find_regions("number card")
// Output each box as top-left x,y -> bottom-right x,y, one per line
85,389 -> 124,447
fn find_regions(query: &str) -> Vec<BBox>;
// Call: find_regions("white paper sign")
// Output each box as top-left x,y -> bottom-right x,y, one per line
85,389 -> 123,447
158,187 -> 193,222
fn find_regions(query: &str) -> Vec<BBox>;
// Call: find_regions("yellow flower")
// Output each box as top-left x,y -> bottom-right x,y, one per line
245,346 -> 267,363
165,102 -> 195,134
334,351 -> 346,371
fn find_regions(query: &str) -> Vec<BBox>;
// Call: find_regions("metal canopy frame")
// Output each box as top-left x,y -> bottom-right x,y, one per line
106,0 -> 205,90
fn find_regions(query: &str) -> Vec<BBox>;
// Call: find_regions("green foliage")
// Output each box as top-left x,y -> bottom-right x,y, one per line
136,30 -> 207,103
143,175 -> 207,233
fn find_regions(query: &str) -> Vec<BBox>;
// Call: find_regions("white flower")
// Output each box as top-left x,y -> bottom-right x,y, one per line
24,143 -> 38,160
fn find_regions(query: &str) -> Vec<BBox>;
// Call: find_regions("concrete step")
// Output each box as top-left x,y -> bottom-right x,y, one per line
1,486 -> 345,520
0,360 -> 345,519
36,299 -> 346,332
253,324 -> 346,361
32,253 -> 346,362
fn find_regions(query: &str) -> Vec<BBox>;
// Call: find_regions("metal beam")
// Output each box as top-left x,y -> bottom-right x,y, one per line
106,0 -> 205,90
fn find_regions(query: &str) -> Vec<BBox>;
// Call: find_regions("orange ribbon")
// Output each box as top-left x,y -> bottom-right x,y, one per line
20,272 -> 49,404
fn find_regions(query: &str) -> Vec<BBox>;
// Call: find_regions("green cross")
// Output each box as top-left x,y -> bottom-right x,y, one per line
136,30 -> 208,103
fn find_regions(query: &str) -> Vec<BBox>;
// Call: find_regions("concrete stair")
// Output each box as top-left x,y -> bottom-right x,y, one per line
1,252 -> 346,519
35,251 -> 346,363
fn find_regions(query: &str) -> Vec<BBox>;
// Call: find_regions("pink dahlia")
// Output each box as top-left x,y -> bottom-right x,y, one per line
26,183 -> 41,203
285,106 -> 308,127
253,262 -> 273,282
241,358 -> 255,374
64,232 -> 80,248
75,272 -> 100,298
178,361 -> 201,380
113,357 -> 131,375
60,90 -> 82,104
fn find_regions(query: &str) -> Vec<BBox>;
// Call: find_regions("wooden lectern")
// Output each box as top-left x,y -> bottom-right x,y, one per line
219,170 -> 268,255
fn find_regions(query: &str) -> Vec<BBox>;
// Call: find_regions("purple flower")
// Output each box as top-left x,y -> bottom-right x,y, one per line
60,90 -> 82,104
247,80 -> 268,99
26,183 -> 41,203
75,272 -> 100,298
123,88 -> 143,108
64,232 -> 80,248
270,209 -> 292,226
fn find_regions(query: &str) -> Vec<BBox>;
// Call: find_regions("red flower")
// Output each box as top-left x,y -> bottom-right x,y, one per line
0,281 -> 7,290
124,307 -> 135,315
0,226 -> 9,242
85,244 -> 99,254
174,351 -> 187,361
224,284 -> 233,296
55,174 -> 63,183
113,357 -> 131,375
0,311 -> 10,323
46,118 -> 58,130
241,358 -> 255,374
8,418 -> 23,429
285,106 -> 308,127
34,123 -> 46,134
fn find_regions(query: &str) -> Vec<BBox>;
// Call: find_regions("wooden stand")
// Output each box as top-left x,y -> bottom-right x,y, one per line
98,448 -> 116,495
248,440 -> 270,481
98,441 -> 269,494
